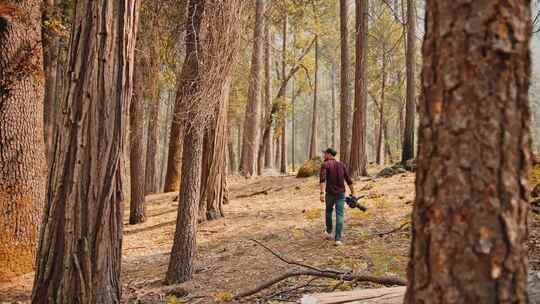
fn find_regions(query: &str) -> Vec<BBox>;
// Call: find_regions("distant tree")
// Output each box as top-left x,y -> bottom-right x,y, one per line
32,0 -> 139,301
339,0 -> 352,167
350,0 -> 369,177
280,13 -> 288,174
239,0 -> 265,177
0,0 -> 46,281
309,36 -> 319,159
405,1 -> 532,302
401,0 -> 416,162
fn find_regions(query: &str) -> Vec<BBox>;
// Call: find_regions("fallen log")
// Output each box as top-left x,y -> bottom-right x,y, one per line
300,286 -> 405,304
235,188 -> 272,199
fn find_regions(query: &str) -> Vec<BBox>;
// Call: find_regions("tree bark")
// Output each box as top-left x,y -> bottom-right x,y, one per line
350,0 -> 368,177
292,70 -> 296,172
31,0 -> 139,302
376,44 -> 386,165
280,13 -> 288,174
257,22 -> 273,175
309,36 -> 319,160
129,60 -> 147,225
240,0 -> 265,177
405,1 -> 532,303
331,63 -> 337,149
339,0 -> 352,167
228,128 -> 237,174
200,81 -> 230,221
0,0 -> 46,282
42,0 -> 59,165
401,0 -> 416,163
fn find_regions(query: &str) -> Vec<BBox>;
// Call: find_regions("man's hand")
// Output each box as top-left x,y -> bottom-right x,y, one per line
320,193 -> 325,203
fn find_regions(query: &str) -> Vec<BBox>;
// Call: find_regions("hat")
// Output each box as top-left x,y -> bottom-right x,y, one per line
322,148 -> 337,157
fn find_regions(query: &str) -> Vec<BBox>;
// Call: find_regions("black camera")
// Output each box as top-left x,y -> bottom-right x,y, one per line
345,195 -> 368,212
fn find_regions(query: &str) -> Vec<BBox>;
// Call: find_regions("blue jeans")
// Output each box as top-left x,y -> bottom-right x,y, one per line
325,192 -> 345,241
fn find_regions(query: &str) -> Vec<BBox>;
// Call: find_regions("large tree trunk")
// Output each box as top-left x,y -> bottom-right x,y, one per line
0,0 -> 46,282
291,71 -> 296,172
31,0 -> 139,302
331,63 -> 337,149
350,0 -> 368,177
405,1 -> 532,303
339,0 -> 352,167
228,128 -> 237,174
42,0 -> 59,164
239,0 -> 265,177
129,60 -> 147,224
309,36 -> 319,159
163,100 -> 185,192
401,0 -> 416,163
200,81 -> 230,221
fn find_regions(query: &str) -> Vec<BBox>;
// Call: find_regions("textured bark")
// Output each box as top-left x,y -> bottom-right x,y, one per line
309,36 -> 319,159
401,0 -> 416,162
331,64 -> 337,149
200,81 -> 230,222
129,61 -> 147,225
31,0 -> 139,302
350,0 -> 368,177
239,0 -> 265,177
405,1 -> 532,303
291,72 -> 296,172
228,129 -> 236,174
339,0 -> 352,167
42,0 -> 59,164
163,100 -> 184,192
0,0 -> 46,281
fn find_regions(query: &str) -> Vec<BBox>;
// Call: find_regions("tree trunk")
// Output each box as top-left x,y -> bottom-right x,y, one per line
163,100 -> 185,192
0,0 -> 46,282
129,61 -> 147,224
292,70 -> 296,172
280,13 -> 288,174
339,0 -> 352,167
331,63 -> 337,149
239,0 -> 265,177
144,13 -> 161,194
31,0 -> 139,301
309,36 -> 319,160
376,44 -> 386,165
401,0 -> 416,163
258,17 -> 272,175
350,0 -> 369,177
405,1 -> 532,303
228,129 -> 237,174
200,81 -> 230,221
275,134 -> 281,169
42,0 -> 59,165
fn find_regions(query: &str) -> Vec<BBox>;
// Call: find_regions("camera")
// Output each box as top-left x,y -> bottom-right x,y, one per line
345,195 -> 368,212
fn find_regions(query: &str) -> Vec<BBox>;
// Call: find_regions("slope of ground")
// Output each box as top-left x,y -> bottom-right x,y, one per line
2,168 -> 538,303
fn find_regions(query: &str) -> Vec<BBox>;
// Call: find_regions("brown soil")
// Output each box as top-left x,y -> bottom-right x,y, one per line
1,169 -> 538,303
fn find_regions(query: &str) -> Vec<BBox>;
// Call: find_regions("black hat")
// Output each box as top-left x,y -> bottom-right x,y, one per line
322,148 -> 337,157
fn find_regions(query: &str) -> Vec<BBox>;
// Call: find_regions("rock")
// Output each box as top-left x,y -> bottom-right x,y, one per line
533,184 -> 540,198
297,157 -> 323,178
403,158 -> 416,172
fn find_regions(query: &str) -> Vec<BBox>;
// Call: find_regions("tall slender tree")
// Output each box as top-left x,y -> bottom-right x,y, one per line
166,0 -> 241,284
350,0 -> 369,177
239,0 -> 265,176
263,18 -> 273,169
31,0 -> 140,301
401,0 -> 416,162
280,13 -> 288,174
339,0 -> 352,166
0,0 -> 46,281
405,1 -> 532,302
309,36 -> 319,159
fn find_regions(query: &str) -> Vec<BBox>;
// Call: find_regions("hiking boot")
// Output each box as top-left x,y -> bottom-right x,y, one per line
334,240 -> 343,246
325,232 -> 333,240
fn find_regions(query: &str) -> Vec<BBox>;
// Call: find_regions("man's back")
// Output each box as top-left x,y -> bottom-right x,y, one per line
319,159 -> 353,195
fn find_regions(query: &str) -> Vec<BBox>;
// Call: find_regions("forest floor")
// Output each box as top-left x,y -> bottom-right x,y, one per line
2,166 -> 540,304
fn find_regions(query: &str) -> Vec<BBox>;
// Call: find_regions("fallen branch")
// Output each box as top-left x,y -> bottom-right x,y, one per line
235,240 -> 406,299
235,270 -> 405,299
374,222 -> 410,238
235,188 -> 272,199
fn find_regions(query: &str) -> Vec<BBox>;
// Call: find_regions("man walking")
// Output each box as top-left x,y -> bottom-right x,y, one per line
319,148 -> 355,246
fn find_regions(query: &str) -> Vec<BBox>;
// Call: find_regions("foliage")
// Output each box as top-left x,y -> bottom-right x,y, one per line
296,157 -> 323,178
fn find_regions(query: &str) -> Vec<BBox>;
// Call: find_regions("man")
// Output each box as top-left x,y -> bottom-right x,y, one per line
319,148 -> 355,246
